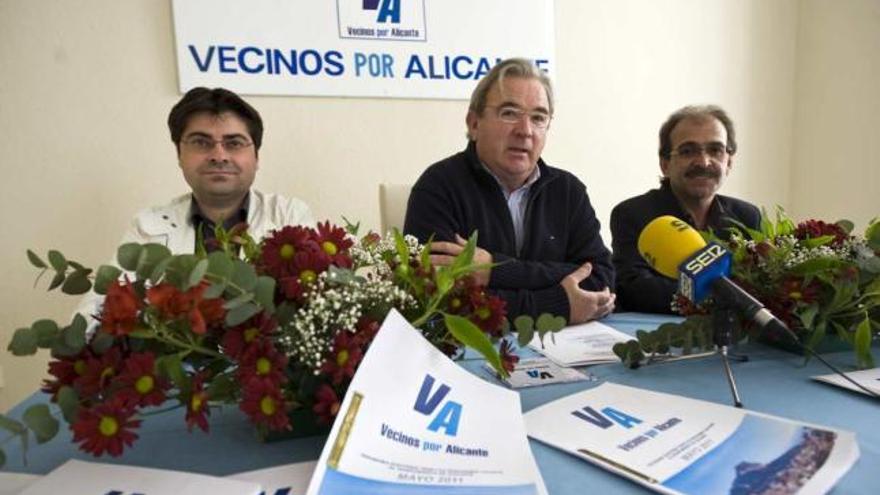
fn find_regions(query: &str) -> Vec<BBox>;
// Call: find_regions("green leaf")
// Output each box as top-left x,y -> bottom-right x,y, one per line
230,260 -> 258,292
149,256 -> 173,284
47,271 -> 66,291
514,315 -> 535,347
836,219 -> 854,234
136,244 -> 172,279
61,271 -> 92,295
8,327 -> 38,355
90,331 -> 115,354
156,354 -> 187,391
206,251 -> 234,279
94,265 -> 123,294
0,414 -> 27,435
0,448 -> 5,468
186,258 -> 210,290
254,276 -> 276,313
26,249 -> 47,269
22,404 -> 60,444
802,235 -> 834,249
854,315 -> 875,369
56,386 -> 79,423
223,292 -> 254,310
205,373 -> 236,401
535,313 -> 566,332
444,313 -> 503,374
225,302 -> 260,326
798,304 -> 820,330
32,319 -> 60,349
47,250 -> 68,272
62,319 -> 87,350
117,243 -> 143,271
204,281 -> 227,299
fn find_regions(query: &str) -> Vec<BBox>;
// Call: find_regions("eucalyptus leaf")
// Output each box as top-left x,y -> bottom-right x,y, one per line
0,414 -> 27,435
94,265 -> 123,294
8,327 -> 38,355
22,404 -> 60,444
225,302 -> 260,326
515,315 -> 535,347
56,386 -> 79,423
31,319 -> 59,347
47,250 -> 68,272
117,243 -> 143,271
207,251 -> 234,279
186,258 -> 210,290
149,256 -> 173,284
156,354 -> 187,391
223,292 -> 254,310
204,281 -> 227,299
47,271 -> 66,291
135,244 -> 173,279
535,313 -> 566,332
230,260 -> 258,292
90,331 -> 115,354
61,271 -> 92,295
26,249 -> 47,269
254,276 -> 276,313
444,313 -> 504,375
62,321 -> 86,350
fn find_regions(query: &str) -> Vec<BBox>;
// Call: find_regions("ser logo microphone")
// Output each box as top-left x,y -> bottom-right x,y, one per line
679,242 -> 732,302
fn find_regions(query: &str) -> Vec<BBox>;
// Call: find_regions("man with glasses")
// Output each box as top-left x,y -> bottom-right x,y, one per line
123,87 -> 313,252
404,58 -> 615,324
610,105 -> 761,314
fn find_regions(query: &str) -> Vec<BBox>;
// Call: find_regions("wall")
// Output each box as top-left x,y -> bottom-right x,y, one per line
0,0 -> 802,410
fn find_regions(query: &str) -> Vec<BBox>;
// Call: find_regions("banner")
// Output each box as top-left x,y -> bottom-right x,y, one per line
172,0 -> 555,99
306,309 -> 548,494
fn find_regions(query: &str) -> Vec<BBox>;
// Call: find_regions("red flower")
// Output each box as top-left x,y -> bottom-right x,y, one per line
222,313 -> 277,359
320,331 -> 363,386
313,384 -> 341,424
71,397 -> 141,457
499,339 -> 520,374
42,349 -> 92,399
352,316 -> 380,347
781,277 -> 820,304
795,220 -> 850,247
240,380 -> 290,431
259,226 -> 315,279
146,282 -> 224,335
185,373 -> 211,432
468,289 -> 507,337
237,340 -> 288,387
99,279 -> 142,336
114,352 -> 167,407
75,347 -> 124,398
315,221 -> 354,267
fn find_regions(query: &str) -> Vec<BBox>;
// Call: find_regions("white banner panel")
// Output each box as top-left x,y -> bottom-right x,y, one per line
172,0 -> 556,99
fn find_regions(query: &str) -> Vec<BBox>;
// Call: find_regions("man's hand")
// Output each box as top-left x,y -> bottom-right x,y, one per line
560,262 -> 616,324
429,234 -> 492,286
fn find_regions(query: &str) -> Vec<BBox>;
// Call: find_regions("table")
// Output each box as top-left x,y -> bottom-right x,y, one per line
4,313 -> 878,493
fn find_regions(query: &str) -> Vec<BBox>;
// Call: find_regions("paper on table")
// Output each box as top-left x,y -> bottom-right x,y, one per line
527,321 -> 633,367
17,459 -> 262,495
483,357 -> 595,389
228,460 -> 317,495
812,367 -> 880,397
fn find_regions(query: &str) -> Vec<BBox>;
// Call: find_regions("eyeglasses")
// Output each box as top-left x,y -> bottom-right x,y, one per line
487,105 -> 552,129
671,142 -> 730,160
181,136 -> 254,153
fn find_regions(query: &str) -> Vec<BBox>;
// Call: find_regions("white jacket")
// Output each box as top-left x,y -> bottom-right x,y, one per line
120,189 -> 314,251
76,189 -> 313,325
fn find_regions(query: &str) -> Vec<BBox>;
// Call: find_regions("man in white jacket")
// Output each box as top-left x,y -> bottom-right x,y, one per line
125,87 -> 313,249
78,88 -> 313,322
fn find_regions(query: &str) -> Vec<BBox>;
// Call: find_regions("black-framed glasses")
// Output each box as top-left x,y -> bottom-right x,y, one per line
486,105 -> 552,129
181,136 -> 254,153
671,142 -> 730,160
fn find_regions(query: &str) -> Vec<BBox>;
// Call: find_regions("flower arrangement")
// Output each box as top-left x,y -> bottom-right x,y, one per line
614,210 -> 880,369
2,222 -> 517,462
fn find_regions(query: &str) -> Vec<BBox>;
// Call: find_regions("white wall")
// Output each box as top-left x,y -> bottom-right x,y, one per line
790,0 -> 880,228
0,0 -> 820,410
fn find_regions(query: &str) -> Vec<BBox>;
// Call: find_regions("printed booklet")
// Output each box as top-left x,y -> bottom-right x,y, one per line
527,321 -> 633,367
483,357 -> 594,389
306,309 -> 548,495
812,367 -> 880,397
525,383 -> 858,495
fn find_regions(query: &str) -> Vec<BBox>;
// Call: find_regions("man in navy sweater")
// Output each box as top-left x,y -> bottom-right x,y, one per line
404,58 -> 615,323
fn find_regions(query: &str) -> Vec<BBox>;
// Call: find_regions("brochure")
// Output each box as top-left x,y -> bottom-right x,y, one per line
0,472 -> 39,495
306,309 -> 548,495
525,382 -> 859,495
483,357 -> 595,389
812,367 -> 880,397
528,321 -> 633,366
17,459 -> 262,495
228,461 -> 317,495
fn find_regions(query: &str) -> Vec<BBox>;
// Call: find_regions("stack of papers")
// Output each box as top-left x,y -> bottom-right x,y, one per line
812,367 -> 880,397
484,357 -> 595,389
525,382 -> 859,494
527,321 -> 633,367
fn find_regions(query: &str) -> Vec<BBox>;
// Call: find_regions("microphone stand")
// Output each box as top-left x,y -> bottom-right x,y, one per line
712,300 -> 748,408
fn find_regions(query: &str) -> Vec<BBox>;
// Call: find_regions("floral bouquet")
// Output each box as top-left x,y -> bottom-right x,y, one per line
2,222 -> 517,462
614,210 -> 880,369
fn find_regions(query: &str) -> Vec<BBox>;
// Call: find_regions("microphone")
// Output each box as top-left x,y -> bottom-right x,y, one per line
637,216 -> 789,337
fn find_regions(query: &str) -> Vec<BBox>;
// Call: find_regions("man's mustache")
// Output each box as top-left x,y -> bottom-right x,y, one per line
684,167 -> 721,179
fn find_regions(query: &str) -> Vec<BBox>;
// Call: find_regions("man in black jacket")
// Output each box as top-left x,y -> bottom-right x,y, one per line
611,105 -> 761,314
404,58 -> 615,323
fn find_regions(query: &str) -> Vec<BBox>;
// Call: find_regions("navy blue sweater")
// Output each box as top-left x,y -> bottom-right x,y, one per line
404,142 -> 614,321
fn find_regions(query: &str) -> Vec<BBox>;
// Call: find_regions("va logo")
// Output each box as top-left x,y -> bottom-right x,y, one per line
571,405 -> 643,429
526,370 -> 554,379
413,374 -> 462,436
104,491 -> 145,495
362,0 -> 401,23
